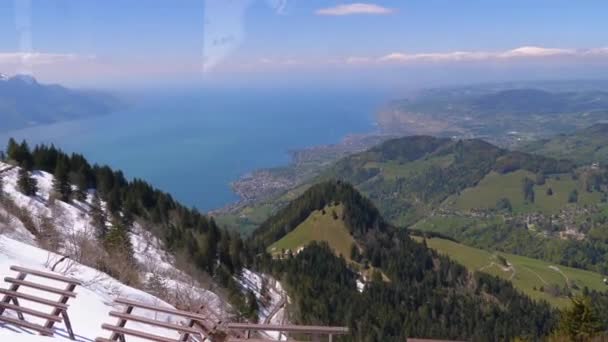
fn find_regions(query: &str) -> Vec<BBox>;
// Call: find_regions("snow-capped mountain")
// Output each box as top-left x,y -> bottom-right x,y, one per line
0,161 -> 288,341
9,74 -> 38,85
0,73 -> 8,81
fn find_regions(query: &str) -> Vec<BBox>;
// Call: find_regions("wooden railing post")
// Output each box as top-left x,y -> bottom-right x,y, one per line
0,272 -> 26,320
110,305 -> 133,342
45,282 -> 77,340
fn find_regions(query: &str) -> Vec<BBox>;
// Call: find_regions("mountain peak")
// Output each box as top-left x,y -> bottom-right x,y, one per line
0,73 -> 8,81
10,73 -> 38,85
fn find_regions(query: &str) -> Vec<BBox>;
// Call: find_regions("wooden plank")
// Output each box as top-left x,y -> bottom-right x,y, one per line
0,302 -> 62,322
223,323 -> 349,334
101,324 -> 181,342
0,289 -> 68,310
94,338 -> 114,342
114,298 -> 208,321
109,311 -> 202,335
4,277 -> 77,297
10,266 -> 82,285
0,314 -> 54,335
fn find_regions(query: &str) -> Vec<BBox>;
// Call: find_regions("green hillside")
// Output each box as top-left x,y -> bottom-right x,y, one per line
314,136 -> 572,226
252,181 -> 560,341
413,236 -> 608,308
521,123 -> 608,165
231,135 -> 608,276
268,203 -> 356,260
222,136 -> 575,229
451,170 -> 603,214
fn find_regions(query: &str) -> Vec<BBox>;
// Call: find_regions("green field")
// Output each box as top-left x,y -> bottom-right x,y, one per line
451,170 -> 602,214
363,154 -> 454,181
412,215 -> 501,236
413,236 -> 608,307
268,204 -> 356,260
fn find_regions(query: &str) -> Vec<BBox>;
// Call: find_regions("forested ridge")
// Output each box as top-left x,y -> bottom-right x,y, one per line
252,180 -> 560,341
2,138 -> 256,317
252,180 -> 390,251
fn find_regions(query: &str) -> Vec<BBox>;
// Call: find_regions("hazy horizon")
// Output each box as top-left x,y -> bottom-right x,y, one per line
1,0 -> 607,89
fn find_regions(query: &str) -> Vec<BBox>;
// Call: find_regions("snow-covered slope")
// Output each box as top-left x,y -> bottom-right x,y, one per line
0,161 -> 289,341
0,235 -> 189,342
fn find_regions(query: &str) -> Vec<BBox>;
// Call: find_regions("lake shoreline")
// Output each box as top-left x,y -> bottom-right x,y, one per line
214,131 -> 395,215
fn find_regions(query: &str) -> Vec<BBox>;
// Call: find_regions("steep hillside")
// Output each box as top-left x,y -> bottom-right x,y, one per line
521,123 -> 608,165
252,181 -> 560,341
0,74 -> 123,132
0,141 -> 289,330
0,235 -> 195,342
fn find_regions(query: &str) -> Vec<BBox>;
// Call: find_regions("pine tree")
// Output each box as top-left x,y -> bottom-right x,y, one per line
219,230 -> 233,273
15,140 -> 34,171
6,138 -> 18,161
556,296 -> 602,341
246,290 -> 259,322
104,220 -> 133,258
17,168 -> 38,196
73,169 -> 88,202
90,193 -> 108,239
229,232 -> 244,272
53,158 -> 72,202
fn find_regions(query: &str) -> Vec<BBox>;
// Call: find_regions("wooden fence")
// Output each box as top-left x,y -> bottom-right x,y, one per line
96,298 -> 226,342
0,265 -> 81,340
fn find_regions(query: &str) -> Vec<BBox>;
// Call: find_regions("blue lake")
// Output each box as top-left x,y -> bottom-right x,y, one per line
0,87 -> 387,211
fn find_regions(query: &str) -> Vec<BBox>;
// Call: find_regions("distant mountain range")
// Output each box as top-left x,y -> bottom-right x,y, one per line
377,84 -> 608,146
0,74 -> 124,132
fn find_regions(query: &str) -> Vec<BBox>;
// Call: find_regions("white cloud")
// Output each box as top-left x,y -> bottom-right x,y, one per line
378,51 -> 491,63
498,46 -> 574,58
0,52 -> 81,66
316,3 -> 394,16
376,46 -> 605,64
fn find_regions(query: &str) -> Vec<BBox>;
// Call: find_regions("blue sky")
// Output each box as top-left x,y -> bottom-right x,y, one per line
1,0 -> 607,88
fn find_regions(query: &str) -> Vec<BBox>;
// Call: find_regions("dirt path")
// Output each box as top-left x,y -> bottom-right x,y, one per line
522,266 -> 548,285
549,265 -> 570,285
